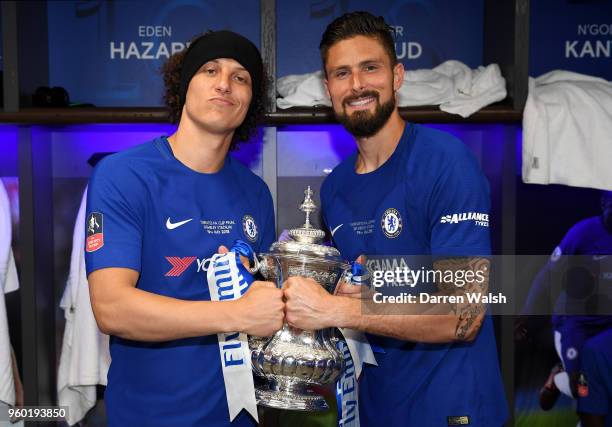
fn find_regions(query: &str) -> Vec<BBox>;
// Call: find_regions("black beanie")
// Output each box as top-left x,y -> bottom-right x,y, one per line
179,30 -> 263,108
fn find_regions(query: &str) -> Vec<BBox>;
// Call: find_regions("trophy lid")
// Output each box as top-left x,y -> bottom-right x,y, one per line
268,186 -> 342,260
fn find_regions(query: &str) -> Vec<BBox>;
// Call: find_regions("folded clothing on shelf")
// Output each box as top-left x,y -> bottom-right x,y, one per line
276,60 -> 507,118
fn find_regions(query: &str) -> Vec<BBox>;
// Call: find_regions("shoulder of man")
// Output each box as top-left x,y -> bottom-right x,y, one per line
570,216 -> 605,236
559,216 -> 605,252
408,125 -> 488,206
90,139 -> 161,186
228,157 -> 273,201
412,124 -> 477,168
86,141 -> 165,223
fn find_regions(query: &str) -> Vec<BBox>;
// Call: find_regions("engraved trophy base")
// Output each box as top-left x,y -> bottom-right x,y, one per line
255,379 -> 329,411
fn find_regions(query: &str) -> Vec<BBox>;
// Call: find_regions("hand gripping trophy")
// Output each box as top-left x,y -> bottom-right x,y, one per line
249,187 -> 352,411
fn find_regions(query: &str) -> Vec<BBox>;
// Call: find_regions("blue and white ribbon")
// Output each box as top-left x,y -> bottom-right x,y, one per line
336,260 -> 378,427
205,240 -> 258,422
336,339 -> 359,426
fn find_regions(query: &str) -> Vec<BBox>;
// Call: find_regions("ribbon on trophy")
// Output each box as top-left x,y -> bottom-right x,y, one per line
336,261 -> 379,427
204,240 -> 259,422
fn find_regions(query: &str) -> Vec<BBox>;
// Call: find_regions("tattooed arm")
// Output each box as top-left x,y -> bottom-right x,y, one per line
433,257 -> 489,341
284,257 -> 490,343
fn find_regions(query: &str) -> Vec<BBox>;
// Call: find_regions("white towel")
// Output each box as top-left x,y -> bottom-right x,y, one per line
434,61 -> 508,117
277,70 -> 331,109
0,181 -> 17,294
57,188 -> 111,426
276,60 -> 507,118
0,181 -> 18,408
522,70 -> 612,191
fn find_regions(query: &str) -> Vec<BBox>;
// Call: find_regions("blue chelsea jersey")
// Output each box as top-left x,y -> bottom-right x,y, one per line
552,217 -> 612,320
558,219 -> 612,424
577,328 -> 612,425
550,216 -> 612,359
85,137 -> 275,427
321,123 -> 507,426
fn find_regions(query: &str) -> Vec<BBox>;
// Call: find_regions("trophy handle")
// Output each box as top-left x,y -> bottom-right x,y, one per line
256,254 -> 284,289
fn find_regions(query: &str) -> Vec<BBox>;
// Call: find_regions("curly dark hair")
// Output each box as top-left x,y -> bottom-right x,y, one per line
161,39 -> 267,151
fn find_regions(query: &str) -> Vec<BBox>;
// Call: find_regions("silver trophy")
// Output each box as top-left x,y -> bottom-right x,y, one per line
249,186 -> 351,411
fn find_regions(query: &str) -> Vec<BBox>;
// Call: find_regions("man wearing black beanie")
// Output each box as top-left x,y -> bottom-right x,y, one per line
85,31 -> 282,426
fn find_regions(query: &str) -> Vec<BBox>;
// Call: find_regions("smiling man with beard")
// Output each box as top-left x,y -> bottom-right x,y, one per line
281,12 -> 508,426
334,86 -> 396,138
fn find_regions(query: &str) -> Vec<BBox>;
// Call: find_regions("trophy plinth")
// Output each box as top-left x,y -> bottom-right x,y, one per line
249,186 -> 350,411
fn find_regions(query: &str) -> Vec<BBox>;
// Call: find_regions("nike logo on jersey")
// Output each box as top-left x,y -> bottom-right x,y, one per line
331,224 -> 343,237
166,218 -> 193,230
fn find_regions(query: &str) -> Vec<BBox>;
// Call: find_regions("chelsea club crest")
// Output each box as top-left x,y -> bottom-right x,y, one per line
381,208 -> 402,238
242,215 -> 258,242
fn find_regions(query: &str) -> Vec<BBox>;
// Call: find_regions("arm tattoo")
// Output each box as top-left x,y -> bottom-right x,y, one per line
433,257 -> 490,340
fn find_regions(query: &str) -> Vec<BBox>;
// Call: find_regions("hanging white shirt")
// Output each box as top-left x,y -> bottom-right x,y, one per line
57,188 -> 111,426
0,180 -> 18,409
522,70 -> 612,191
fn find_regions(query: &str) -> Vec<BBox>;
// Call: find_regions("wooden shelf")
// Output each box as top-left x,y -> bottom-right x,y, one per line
0,107 -> 170,124
268,103 -> 522,125
0,103 -> 522,126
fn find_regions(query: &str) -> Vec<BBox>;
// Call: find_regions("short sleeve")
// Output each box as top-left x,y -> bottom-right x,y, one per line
429,148 -> 491,257
85,159 -> 144,275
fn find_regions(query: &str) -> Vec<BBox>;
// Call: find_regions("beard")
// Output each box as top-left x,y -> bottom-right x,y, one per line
335,91 -> 396,138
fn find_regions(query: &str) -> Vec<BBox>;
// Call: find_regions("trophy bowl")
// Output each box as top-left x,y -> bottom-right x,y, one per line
249,187 -> 350,411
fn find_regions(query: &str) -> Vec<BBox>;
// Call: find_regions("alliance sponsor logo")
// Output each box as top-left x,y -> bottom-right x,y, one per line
440,212 -> 489,227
